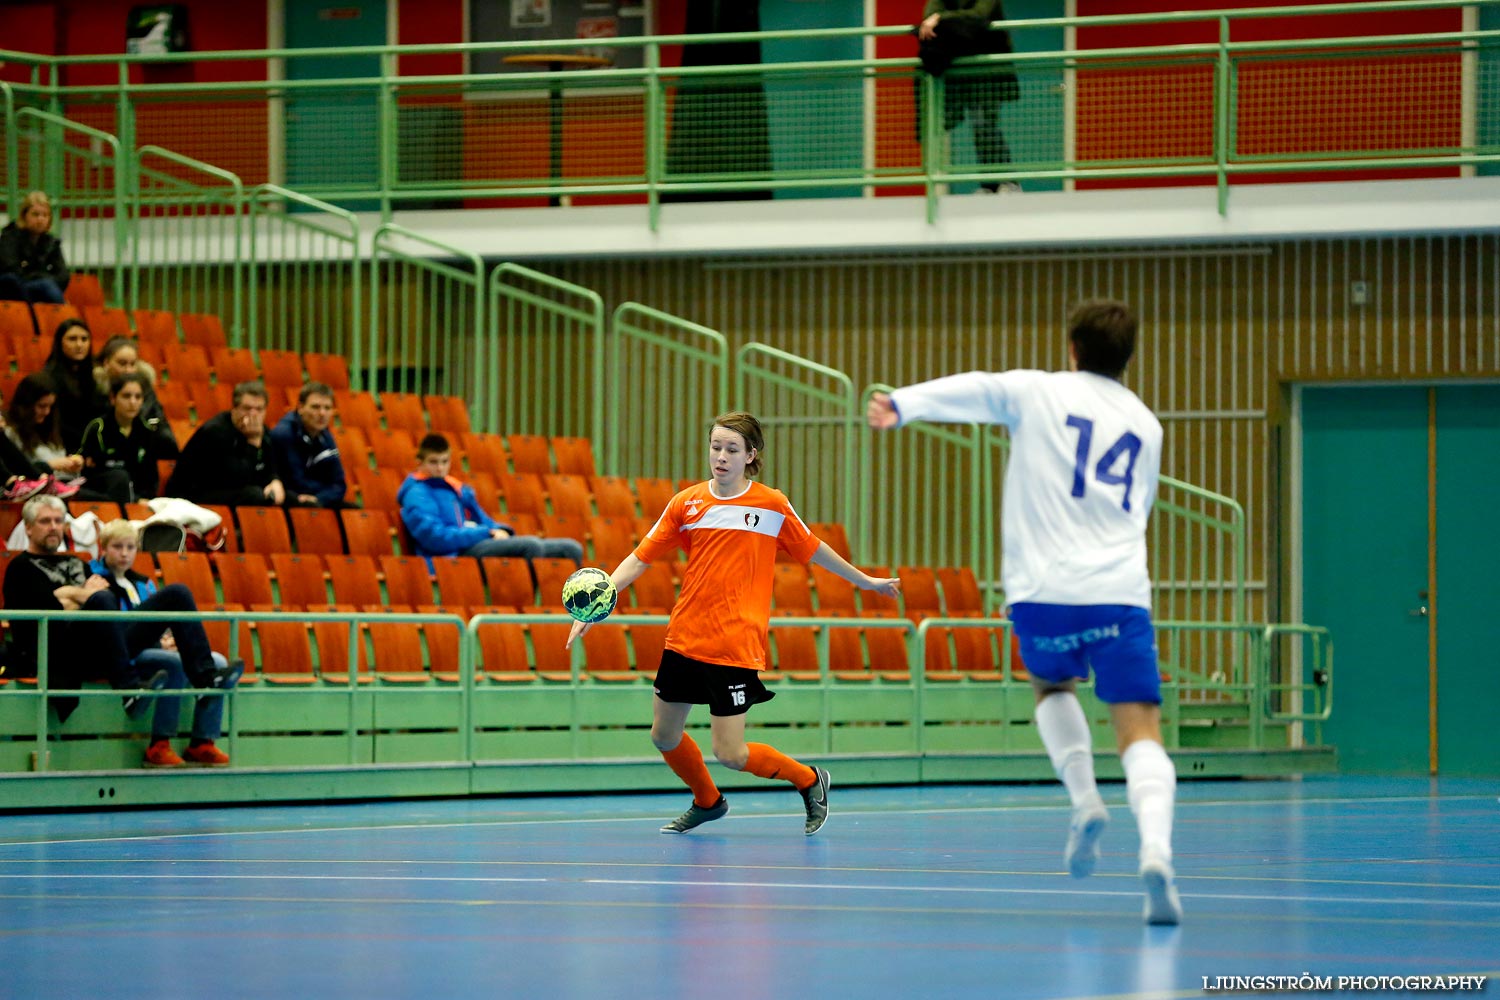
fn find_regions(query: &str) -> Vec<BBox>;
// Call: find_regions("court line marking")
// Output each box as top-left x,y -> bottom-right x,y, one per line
0,857 -> 1495,893
1,872 -> 1497,910
0,890 -> 1494,934
0,792 -> 1493,849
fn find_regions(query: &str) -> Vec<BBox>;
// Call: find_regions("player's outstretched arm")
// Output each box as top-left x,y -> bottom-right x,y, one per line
565,553 -> 652,648
866,391 -> 899,430
809,541 -> 902,598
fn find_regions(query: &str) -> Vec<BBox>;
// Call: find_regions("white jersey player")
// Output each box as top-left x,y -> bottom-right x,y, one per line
868,299 -> 1181,925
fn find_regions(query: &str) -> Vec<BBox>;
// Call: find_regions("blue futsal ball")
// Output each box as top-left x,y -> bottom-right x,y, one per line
561,567 -> 617,624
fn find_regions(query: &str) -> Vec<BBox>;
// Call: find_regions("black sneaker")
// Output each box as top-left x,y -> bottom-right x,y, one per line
211,659 -> 245,689
800,766 -> 831,836
660,795 -> 729,834
123,668 -> 170,721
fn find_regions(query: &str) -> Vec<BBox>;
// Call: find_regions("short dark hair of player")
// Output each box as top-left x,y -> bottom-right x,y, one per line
417,433 -> 450,459
1068,299 -> 1137,379
711,411 -> 764,477
298,381 -> 333,404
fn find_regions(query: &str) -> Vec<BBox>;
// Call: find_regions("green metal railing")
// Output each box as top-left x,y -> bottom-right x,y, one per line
369,222 -> 484,405
3,0 -> 1495,224
736,344 -> 861,542
608,303 -> 729,480
247,185 -> 362,362
488,264 -> 606,442
0,607 -> 1329,773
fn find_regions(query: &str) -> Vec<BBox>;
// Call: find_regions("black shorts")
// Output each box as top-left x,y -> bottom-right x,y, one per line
653,649 -> 776,717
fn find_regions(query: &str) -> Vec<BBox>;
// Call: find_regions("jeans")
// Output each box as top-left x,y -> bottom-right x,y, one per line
134,648 -> 233,743
0,274 -> 65,305
462,534 -> 584,563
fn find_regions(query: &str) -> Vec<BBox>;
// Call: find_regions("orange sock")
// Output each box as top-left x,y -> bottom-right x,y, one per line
661,734 -> 721,808
743,742 -> 816,790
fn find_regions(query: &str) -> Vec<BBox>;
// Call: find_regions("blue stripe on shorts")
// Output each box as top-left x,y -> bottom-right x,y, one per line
1006,602 -> 1161,705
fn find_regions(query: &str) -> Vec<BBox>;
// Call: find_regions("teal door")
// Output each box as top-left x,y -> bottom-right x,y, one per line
1433,386 -> 1500,776
1301,384 -> 1500,776
284,1 -> 387,209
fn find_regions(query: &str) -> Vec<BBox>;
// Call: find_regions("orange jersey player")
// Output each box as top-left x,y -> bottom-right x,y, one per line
567,411 -> 901,835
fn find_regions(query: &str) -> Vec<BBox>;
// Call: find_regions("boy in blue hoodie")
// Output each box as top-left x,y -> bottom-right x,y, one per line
397,433 -> 583,565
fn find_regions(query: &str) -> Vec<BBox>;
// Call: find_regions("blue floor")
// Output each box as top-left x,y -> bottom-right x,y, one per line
1,776 -> 1496,999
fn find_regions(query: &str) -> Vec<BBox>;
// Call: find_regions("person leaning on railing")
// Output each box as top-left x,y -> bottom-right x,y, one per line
0,190 -> 69,307
916,0 -> 1021,193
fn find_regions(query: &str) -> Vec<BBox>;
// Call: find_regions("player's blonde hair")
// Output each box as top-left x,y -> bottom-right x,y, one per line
711,411 -> 764,477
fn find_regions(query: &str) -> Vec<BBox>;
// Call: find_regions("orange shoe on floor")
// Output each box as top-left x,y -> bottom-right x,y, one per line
143,740 -> 185,768
183,742 -> 230,767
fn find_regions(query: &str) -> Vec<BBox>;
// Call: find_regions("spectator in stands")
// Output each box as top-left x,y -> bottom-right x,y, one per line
398,432 -> 582,565
0,190 -> 69,305
94,336 -> 166,432
43,317 -> 106,451
6,371 -> 129,502
88,519 -> 241,767
78,372 -> 180,502
165,380 -> 306,507
268,381 -> 353,509
0,383 -> 80,501
2,495 -> 169,723
916,0 -> 1020,193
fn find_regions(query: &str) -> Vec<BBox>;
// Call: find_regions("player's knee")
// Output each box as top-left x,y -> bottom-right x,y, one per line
712,742 -> 748,770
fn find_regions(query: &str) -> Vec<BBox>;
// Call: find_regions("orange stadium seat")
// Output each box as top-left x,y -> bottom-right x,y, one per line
543,473 -> 593,518
581,622 -> 633,680
528,608 -> 575,682
506,434 -> 552,475
772,563 -> 814,610
474,608 -> 532,681
858,565 -> 901,613
31,302 -> 79,340
289,507 -> 346,556
237,506 -> 292,554
811,565 -> 856,611
551,436 -> 597,477
628,613 -> 669,677
179,313 -> 229,351
304,353 -> 351,391
270,553 -> 330,607
162,343 -> 212,385
214,552 -> 274,606
379,555 -> 435,606
532,559 -> 578,609
633,478 -> 676,520
64,273 -> 105,309
210,347 -> 259,387
481,557 -> 537,607
498,472 -> 546,518
0,301 -> 35,340
82,305 -> 130,337
897,566 -> 943,617
326,555 -> 384,607
433,557 -> 487,608
251,609 -> 318,686
256,349 -> 303,389
334,390 -> 381,434
380,393 -> 428,437
588,516 -> 636,567
424,395 -> 471,435
588,475 -> 638,518
131,309 -> 178,346
810,521 -> 853,561
936,566 -> 985,613
461,433 -> 508,477
156,552 -> 217,606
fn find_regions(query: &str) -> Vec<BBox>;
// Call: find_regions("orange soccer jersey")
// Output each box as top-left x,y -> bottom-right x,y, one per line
635,480 -> 822,670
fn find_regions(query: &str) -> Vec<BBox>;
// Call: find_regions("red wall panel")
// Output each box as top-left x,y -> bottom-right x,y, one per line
1074,0 -> 1462,187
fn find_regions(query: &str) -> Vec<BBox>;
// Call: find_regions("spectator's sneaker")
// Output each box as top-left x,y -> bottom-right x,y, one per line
1065,795 -> 1110,878
143,739 -> 184,768
2,478 -> 49,501
660,795 -> 728,834
211,659 -> 245,689
1140,847 -> 1183,926
123,668 -> 170,720
184,742 -> 230,767
799,766 -> 831,836
45,477 -> 83,499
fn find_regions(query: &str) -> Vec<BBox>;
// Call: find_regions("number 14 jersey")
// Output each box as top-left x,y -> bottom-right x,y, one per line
889,369 -> 1162,609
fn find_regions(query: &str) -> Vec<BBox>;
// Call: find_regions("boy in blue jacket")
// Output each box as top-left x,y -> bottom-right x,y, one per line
397,433 -> 583,565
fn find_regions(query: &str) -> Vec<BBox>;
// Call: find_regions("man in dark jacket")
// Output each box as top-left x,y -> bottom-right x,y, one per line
268,381 -> 353,508
165,380 -> 305,506
917,0 -> 1020,193
1,495 -> 169,722
0,190 -> 69,304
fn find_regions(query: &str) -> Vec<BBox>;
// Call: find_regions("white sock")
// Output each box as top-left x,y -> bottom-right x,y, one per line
1122,739 -> 1176,863
1035,692 -> 1098,808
